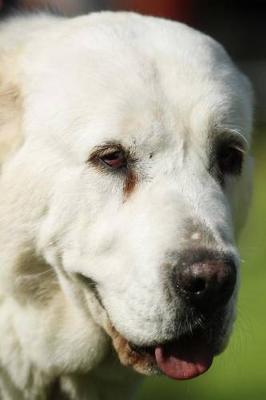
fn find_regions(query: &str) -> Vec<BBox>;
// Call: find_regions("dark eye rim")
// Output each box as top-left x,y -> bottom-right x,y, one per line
211,136 -> 246,184
218,143 -> 244,172
99,150 -> 127,170
88,143 -> 129,172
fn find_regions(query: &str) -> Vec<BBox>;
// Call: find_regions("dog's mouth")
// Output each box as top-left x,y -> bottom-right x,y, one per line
106,321 -> 217,380
128,330 -> 213,380
76,273 -> 225,380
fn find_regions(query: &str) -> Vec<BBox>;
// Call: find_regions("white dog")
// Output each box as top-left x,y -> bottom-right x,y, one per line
0,11 -> 253,400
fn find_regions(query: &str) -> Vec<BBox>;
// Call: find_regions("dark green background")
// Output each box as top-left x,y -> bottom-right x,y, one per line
137,129 -> 266,400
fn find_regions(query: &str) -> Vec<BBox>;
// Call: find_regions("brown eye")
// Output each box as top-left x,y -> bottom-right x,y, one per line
100,150 -> 127,170
217,143 -> 244,176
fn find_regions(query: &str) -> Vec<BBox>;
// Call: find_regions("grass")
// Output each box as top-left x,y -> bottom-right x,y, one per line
137,129 -> 266,400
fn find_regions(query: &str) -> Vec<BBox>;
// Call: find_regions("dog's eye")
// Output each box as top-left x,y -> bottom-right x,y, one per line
217,143 -> 244,176
88,144 -> 129,172
99,150 -> 127,169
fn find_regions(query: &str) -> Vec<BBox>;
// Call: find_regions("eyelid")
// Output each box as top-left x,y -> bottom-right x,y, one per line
216,129 -> 248,153
100,147 -> 122,158
89,143 -> 120,159
90,144 -> 124,159
227,142 -> 247,155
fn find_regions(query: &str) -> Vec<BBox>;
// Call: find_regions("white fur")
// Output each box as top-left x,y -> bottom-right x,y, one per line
0,11 -> 253,399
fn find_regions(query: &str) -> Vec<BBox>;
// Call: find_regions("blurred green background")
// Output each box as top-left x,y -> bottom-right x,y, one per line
137,128 -> 266,400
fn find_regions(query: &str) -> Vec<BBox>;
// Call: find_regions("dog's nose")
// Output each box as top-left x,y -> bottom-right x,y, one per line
176,254 -> 236,311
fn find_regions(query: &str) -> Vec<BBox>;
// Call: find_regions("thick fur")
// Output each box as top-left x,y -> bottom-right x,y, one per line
0,11 -> 253,400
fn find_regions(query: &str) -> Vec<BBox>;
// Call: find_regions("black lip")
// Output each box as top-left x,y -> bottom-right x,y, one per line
128,323 -> 225,361
129,342 -> 156,358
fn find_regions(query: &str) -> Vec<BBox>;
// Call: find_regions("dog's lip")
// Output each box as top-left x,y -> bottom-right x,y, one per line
128,329 -> 214,380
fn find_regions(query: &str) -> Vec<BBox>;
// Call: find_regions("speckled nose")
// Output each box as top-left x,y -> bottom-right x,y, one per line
176,252 -> 236,311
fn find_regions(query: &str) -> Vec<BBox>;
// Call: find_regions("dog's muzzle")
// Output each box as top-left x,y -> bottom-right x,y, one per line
77,249 -> 237,381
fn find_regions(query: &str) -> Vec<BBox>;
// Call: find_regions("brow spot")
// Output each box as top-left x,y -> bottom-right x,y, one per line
191,231 -> 202,241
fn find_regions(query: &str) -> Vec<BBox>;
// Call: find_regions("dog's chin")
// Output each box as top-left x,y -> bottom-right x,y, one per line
106,321 -> 229,380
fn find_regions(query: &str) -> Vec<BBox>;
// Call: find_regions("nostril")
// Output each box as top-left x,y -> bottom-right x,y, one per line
188,277 -> 207,295
176,253 -> 237,310
180,267 -> 209,297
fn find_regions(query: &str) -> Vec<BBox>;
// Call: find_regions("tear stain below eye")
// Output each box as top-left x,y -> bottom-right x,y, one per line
88,143 -> 138,199
123,169 -> 138,199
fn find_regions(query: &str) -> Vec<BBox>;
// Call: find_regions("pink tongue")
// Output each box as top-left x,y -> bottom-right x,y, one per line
155,338 -> 213,380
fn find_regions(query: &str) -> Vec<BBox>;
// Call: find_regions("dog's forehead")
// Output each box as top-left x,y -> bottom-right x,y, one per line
23,12 -> 252,155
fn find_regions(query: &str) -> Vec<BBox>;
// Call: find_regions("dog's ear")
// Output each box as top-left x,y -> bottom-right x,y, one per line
0,52 -> 23,166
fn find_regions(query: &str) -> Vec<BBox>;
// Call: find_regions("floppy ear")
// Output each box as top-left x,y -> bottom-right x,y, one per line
0,52 -> 23,166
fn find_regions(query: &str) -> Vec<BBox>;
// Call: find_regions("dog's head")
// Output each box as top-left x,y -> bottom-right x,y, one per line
0,12 -> 253,380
